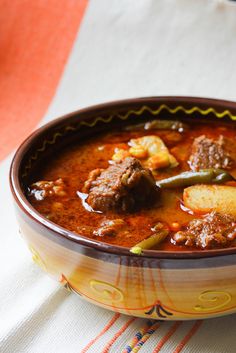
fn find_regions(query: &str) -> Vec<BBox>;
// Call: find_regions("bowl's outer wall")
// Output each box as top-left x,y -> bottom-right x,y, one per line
17,204 -> 236,320
11,96 -> 236,320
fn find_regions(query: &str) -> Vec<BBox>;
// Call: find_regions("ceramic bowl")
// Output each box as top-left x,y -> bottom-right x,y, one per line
10,96 -> 236,320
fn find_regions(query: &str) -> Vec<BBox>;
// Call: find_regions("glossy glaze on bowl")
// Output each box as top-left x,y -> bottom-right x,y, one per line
10,96 -> 236,320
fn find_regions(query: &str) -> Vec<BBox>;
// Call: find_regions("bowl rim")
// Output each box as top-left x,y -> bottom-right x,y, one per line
10,95 -> 236,260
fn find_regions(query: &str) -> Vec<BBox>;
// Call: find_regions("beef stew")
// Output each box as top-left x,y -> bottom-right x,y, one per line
28,119 -> 236,253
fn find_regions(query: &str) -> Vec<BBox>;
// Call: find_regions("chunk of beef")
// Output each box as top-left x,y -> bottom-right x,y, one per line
77,219 -> 131,239
93,219 -> 127,237
189,135 -> 234,171
83,157 -> 160,212
172,212 -> 236,249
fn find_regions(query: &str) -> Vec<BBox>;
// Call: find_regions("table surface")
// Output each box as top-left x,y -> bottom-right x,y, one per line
1,1 -> 236,352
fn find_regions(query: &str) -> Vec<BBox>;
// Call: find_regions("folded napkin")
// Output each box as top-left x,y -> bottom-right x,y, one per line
1,0 -> 236,352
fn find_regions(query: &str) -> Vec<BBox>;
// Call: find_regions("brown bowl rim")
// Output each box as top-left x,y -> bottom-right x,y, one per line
9,95 -> 236,260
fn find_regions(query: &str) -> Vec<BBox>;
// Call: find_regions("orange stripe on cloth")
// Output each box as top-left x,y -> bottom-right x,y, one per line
0,0 -> 88,161
152,321 -> 182,353
102,317 -> 137,353
172,320 -> 203,353
81,313 -> 121,353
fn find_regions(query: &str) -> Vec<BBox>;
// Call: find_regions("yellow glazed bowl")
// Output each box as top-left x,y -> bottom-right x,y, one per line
10,96 -> 236,320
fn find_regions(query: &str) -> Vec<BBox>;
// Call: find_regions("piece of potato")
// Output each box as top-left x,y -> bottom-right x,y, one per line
183,185 -> 236,216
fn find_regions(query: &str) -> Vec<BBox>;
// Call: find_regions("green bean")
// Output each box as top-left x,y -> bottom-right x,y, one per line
125,120 -> 188,132
130,229 -> 169,255
212,170 -> 235,183
156,169 -> 235,189
144,120 -> 188,132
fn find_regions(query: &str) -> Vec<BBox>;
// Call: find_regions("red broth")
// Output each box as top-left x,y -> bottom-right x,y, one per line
28,120 -> 236,251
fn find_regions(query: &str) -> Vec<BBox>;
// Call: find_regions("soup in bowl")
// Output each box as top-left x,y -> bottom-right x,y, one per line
10,96 -> 236,320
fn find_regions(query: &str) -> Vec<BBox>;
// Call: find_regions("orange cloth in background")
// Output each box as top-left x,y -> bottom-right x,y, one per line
0,0 -> 87,160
